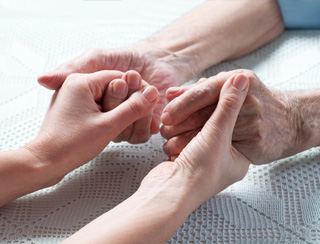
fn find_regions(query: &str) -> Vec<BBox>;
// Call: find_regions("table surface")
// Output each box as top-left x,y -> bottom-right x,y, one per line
1,1 -> 320,243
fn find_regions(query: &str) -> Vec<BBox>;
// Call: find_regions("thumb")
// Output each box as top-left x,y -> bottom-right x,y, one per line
101,86 -> 159,137
38,50 -> 101,90
38,70 -> 70,90
206,74 -> 249,140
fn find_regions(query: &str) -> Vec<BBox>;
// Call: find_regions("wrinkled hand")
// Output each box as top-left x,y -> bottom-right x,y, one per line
38,46 -> 184,143
142,74 -> 250,203
161,69 -> 299,165
25,70 -> 158,179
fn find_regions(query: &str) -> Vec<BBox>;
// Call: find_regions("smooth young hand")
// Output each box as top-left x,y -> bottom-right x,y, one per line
25,70 -> 159,182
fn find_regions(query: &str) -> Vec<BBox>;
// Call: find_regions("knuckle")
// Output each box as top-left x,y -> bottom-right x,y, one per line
64,73 -> 84,89
189,85 -> 214,103
83,48 -> 104,69
241,69 -> 259,82
245,95 -> 263,112
221,95 -> 242,113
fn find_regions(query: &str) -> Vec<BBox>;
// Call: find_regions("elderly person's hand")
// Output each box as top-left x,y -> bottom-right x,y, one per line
37,45 -> 193,143
161,69 -> 313,165
25,70 -> 158,185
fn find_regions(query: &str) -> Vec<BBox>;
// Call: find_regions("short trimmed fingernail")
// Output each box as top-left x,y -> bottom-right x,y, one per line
232,74 -> 248,91
143,86 -> 158,103
127,72 -> 141,89
161,112 -> 172,125
112,80 -> 127,98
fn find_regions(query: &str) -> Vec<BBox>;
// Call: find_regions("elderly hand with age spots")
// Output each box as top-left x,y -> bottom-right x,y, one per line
161,70 -> 319,165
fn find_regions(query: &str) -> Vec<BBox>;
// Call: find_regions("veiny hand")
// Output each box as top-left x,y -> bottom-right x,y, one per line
142,74 -> 251,203
25,70 -> 158,181
161,69 -> 301,165
37,45 -> 189,143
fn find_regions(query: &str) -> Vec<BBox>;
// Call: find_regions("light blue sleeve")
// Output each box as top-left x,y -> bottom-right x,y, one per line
278,0 -> 320,29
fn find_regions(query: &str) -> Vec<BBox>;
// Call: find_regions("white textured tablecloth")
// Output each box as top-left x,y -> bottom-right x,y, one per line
1,1 -> 320,243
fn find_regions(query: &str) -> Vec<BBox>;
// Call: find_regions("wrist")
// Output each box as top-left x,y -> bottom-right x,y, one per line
63,162 -> 201,244
288,90 -> 320,151
23,134 -> 67,186
0,147 -> 62,206
140,161 -> 201,212
135,38 -> 203,85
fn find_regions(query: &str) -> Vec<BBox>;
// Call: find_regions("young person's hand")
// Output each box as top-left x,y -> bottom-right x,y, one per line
62,74 -> 251,244
26,70 -> 159,183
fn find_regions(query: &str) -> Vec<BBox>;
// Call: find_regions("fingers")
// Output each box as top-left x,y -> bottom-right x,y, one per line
161,76 -> 224,126
165,78 -> 208,102
38,48 -> 109,90
61,71 -> 124,104
128,111 -> 153,143
103,71 -> 141,112
160,105 -> 215,139
104,79 -> 128,111
122,70 -> 142,97
166,87 -> 189,102
100,86 -> 159,139
86,71 -> 124,103
203,74 -> 249,141
104,71 -> 155,143
163,129 -> 200,157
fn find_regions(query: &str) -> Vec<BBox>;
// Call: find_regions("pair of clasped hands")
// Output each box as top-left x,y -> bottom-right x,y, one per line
31,49 -> 290,205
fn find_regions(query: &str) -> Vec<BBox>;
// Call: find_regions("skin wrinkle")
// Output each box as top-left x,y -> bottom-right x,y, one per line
307,96 -> 320,136
162,69 -> 318,166
287,92 -> 306,151
19,1 -> 302,241
130,49 -> 145,73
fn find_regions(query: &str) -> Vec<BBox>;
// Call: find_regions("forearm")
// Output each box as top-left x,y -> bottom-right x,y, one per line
62,162 -> 201,244
138,0 -> 284,84
0,148 -> 59,207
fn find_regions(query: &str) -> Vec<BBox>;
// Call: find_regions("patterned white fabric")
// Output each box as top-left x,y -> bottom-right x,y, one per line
1,1 -> 320,243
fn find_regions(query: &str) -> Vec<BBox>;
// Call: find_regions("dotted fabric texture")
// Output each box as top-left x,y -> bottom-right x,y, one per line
1,1 -> 320,243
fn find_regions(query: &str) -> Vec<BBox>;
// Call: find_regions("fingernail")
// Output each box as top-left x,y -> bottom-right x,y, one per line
232,74 -> 248,91
143,86 -> 158,103
167,87 -> 180,95
112,80 -> 127,98
161,112 -> 172,125
127,72 -> 141,89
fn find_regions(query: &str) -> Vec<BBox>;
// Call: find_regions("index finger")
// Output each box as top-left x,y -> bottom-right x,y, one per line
85,70 -> 124,102
161,75 -> 225,126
